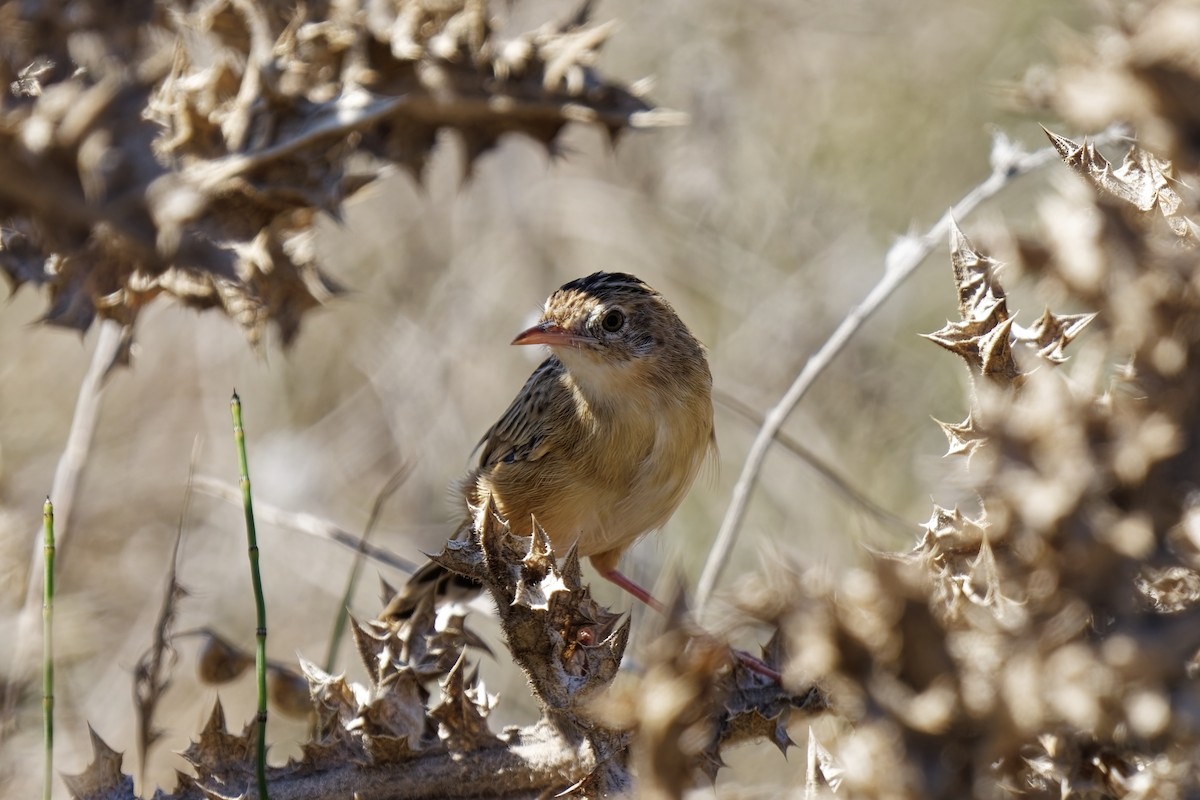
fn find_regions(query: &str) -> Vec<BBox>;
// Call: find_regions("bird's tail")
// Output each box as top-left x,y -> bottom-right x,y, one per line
378,515 -> 482,620
378,559 -> 482,620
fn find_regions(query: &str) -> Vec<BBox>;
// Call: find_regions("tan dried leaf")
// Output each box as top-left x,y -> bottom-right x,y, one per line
429,652 -> 499,748
300,658 -> 360,743
1136,566 -> 1200,613
180,700 -> 258,781
194,627 -> 254,685
923,222 -> 1024,384
60,728 -> 134,800
359,670 -> 428,744
267,664 -> 313,720
1043,127 -> 1200,244
1013,308 -> 1096,364
933,413 -> 986,457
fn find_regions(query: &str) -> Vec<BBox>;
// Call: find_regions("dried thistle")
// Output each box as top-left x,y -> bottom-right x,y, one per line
0,0 -> 675,346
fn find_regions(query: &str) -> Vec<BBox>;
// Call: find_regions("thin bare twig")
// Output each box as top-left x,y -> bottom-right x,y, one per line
192,475 -> 422,575
3,318 -> 125,722
39,318 -> 125,569
713,389 -> 909,533
324,464 -> 412,673
133,436 -> 200,785
695,125 -> 1131,611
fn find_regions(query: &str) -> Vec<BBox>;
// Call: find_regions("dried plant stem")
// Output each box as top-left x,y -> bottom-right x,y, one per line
324,465 -> 410,674
192,475 -> 421,574
713,389 -> 908,533
805,728 -> 817,800
183,91 -> 683,197
2,319 -> 124,725
134,437 -> 200,784
42,498 -> 55,800
25,319 -> 123,595
695,126 -> 1130,611
230,393 -> 269,800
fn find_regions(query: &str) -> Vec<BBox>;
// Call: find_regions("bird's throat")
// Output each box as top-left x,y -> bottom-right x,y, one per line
558,352 -> 650,421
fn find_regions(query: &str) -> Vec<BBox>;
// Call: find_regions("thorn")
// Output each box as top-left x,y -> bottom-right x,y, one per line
604,616 -> 631,660
441,649 -> 468,695
477,493 -> 505,558
772,718 -> 796,756
1041,125 -> 1080,162
525,516 -> 553,567
561,543 -> 583,589
947,214 -> 969,255
201,698 -> 228,734
565,0 -> 594,28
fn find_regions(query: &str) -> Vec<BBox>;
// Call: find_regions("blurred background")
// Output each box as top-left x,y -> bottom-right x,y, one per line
0,0 -> 1094,795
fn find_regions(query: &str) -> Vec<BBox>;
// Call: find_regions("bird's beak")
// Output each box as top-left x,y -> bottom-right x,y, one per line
511,321 -> 580,347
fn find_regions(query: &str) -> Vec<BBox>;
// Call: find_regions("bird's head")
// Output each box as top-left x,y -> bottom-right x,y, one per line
512,271 -> 710,398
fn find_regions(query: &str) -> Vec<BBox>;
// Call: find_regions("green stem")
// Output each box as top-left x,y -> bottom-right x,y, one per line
42,498 -> 55,800
324,466 -> 409,674
231,393 -> 269,800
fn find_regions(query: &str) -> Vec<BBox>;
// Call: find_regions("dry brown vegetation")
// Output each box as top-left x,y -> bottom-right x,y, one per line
8,0 -> 1200,798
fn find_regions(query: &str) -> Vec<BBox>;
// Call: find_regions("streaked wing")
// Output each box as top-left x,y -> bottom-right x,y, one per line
476,357 -> 563,468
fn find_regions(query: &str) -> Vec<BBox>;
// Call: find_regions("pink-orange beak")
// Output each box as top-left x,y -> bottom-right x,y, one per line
511,321 -> 581,347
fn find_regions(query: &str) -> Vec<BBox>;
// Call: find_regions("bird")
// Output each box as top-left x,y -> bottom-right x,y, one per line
382,270 -> 714,619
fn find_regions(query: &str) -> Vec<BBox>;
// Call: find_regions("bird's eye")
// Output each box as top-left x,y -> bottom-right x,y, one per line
600,309 -> 625,333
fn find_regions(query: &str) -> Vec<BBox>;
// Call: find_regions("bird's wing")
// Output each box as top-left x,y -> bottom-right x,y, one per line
476,356 -> 563,468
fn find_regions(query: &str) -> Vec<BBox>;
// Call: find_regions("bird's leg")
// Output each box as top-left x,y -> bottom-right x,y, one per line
729,651 -> 783,682
602,568 -> 665,613
601,569 -> 782,683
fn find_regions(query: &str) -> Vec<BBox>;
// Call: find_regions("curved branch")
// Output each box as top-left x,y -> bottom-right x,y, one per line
695,125 -> 1131,611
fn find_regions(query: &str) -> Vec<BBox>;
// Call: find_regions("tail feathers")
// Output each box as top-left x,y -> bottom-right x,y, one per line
379,559 -> 482,620
380,509 -> 486,620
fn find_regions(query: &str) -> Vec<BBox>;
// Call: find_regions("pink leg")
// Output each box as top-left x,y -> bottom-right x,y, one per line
602,569 -> 782,683
602,568 -> 665,613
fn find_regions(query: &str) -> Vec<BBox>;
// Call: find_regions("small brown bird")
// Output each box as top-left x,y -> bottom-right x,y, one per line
384,271 -> 714,617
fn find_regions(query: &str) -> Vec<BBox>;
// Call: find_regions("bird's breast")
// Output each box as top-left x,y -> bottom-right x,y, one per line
478,365 -> 713,560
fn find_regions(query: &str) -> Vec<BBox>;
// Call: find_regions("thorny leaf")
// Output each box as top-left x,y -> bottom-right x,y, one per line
357,670 -> 427,744
922,222 -> 1024,384
933,413 -> 986,458
378,575 -> 398,612
916,504 -> 991,559
924,314 -> 1022,383
180,700 -> 258,783
61,728 -> 134,800
514,518 -> 569,611
948,219 -> 1011,322
596,590 -> 824,794
1019,732 -> 1151,799
959,535 -> 1027,629
1136,566 -> 1200,614
900,94 -> 1200,790
806,728 -> 844,793
429,652 -> 499,748
926,221 -> 1095,385
301,658 -> 361,746
1013,308 -> 1097,364
1043,128 -> 1200,243
355,584 -> 481,687
10,56 -> 56,97
628,609 -> 726,795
